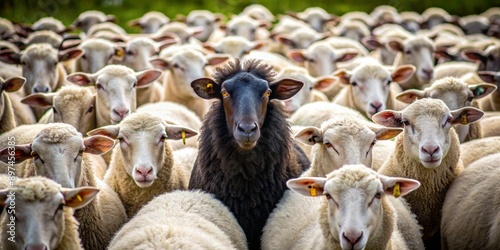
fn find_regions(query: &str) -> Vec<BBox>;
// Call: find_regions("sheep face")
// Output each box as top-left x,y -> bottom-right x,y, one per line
73,11 -> 115,33
186,11 -> 218,42
373,98 -> 484,169
67,65 -> 161,127
191,63 -> 303,150
129,12 -> 169,34
79,38 -> 122,73
226,16 -> 266,41
0,178 -> 98,250
287,165 -> 420,250
387,37 -> 435,87
121,38 -> 157,71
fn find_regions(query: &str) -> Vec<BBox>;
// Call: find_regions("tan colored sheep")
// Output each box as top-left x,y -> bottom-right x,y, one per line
88,112 -> 198,217
0,76 -> 25,134
262,164 -> 422,250
441,153 -> 500,249
459,136 -> 500,168
396,77 -> 496,142
0,176 -> 98,250
372,98 -> 483,248
108,190 -> 248,250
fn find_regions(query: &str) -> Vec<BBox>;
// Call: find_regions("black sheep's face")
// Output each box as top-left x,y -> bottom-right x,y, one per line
192,74 -> 304,150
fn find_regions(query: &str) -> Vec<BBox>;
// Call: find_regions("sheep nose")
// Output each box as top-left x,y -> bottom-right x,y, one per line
33,86 -> 49,93
370,101 -> 383,112
343,231 -> 363,245
422,68 -> 434,79
421,144 -> 440,157
237,122 -> 258,134
135,166 -> 153,177
113,108 -> 130,118
25,244 -> 48,250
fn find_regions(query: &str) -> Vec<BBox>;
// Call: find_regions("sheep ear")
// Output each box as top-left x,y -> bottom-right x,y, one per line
371,127 -> 403,140
67,73 -> 94,86
0,144 -> 33,163
450,107 -> 484,125
165,125 -> 198,140
127,18 -> 141,27
61,187 -> 99,210
462,49 -> 486,64
362,36 -> 383,49
87,125 -> 120,139
372,110 -> 403,128
251,41 -> 265,50
386,39 -> 404,53
0,50 -> 20,65
0,189 -> 9,206
435,47 -> 454,62
2,76 -> 25,92
191,78 -> 221,99
469,83 -> 497,99
106,14 -> 117,23
286,50 -> 307,63
277,35 -> 295,47
396,89 -> 426,104
333,69 -> 351,86
202,42 -> 216,52
206,54 -> 230,66
158,39 -> 178,51
269,78 -> 304,100
58,48 -> 84,62
391,65 -> 416,83
477,71 -> 497,84
313,76 -> 336,91
294,126 -> 323,145
135,69 -> 162,88
21,93 -> 56,107
188,26 -> 205,37
83,135 -> 116,155
149,57 -> 170,70
335,50 -> 358,63
380,176 -> 420,197
287,177 -> 326,197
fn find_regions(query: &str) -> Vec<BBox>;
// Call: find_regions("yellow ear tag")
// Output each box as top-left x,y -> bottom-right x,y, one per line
206,83 -> 214,94
309,185 -> 317,196
461,114 -> 468,125
76,194 -> 83,202
393,183 -> 401,198
181,130 -> 186,145
115,49 -> 124,57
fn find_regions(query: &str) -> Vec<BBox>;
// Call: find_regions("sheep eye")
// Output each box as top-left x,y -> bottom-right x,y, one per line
96,83 -> 103,90
466,96 -> 473,102
53,107 -> 58,114
351,81 -> 358,86
375,193 -> 381,199
21,61 -> 27,66
264,90 -> 271,97
81,54 -> 87,60
126,50 -> 134,56
386,79 -> 391,85
404,50 -> 411,55
87,106 -> 94,114
308,58 -> 316,63
324,142 -> 332,148
132,82 -> 137,88
325,193 -> 332,199
221,90 -> 229,98
54,203 -> 64,218
402,119 -> 410,126
309,86 -> 313,90
370,140 -> 376,148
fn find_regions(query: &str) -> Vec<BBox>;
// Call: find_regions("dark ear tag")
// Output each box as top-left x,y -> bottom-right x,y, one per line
474,87 -> 484,96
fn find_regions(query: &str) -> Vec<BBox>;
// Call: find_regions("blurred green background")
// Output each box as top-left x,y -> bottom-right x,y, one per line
0,0 -> 497,33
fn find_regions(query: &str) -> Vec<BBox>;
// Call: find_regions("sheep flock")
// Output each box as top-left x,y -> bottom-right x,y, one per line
0,3 -> 499,250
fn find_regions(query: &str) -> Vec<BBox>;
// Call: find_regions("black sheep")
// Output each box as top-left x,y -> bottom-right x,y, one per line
189,59 -> 310,250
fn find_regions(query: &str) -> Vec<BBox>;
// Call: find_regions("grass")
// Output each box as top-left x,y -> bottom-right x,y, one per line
0,0 -> 497,33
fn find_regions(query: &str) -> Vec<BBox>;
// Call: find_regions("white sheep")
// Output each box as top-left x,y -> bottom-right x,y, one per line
184,10 -> 223,42
363,24 -> 412,65
0,44 -> 83,120
400,11 -> 422,33
67,64 -> 162,127
202,36 -> 265,60
0,76 -> 25,134
0,18 -> 16,39
396,76 -> 496,142
370,5 -> 401,25
0,176 -> 98,250
294,116 -> 402,177
459,136 -> 500,168
332,20 -> 370,42
155,22 -> 203,44
372,98 -> 483,247
120,37 -> 174,106
421,7 -> 456,29
241,4 -> 275,22
76,38 -> 124,73
88,111 -> 198,217
30,16 -> 70,34
150,47 -> 229,118
128,11 -> 170,34
275,26 -> 328,51
72,10 -> 116,33
0,123 -> 126,250
262,164 -> 422,250
290,101 -> 367,128
21,85 -> 96,135
386,35 -> 436,90
274,66 -> 335,114
340,11 -> 376,29
108,190 -> 248,250
459,15 -> 490,35
286,7 -> 337,32
433,61 -> 478,80
332,59 -> 416,119
441,153 -> 500,249
221,15 -> 270,41
87,22 -> 127,39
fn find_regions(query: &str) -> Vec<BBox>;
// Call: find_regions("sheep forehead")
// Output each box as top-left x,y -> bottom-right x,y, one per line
352,63 -> 390,81
13,177 -> 62,201
34,123 -> 82,143
22,43 -> 58,58
81,38 -> 115,50
79,10 -> 107,20
430,77 -> 468,92
97,65 -> 135,77
119,112 -> 165,135
309,42 -> 333,56
54,86 -> 93,105
128,37 -> 156,48
325,165 -> 380,194
405,36 -> 435,51
403,98 -> 449,122
188,10 -> 215,21
172,50 -> 205,66
219,38 -> 251,49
